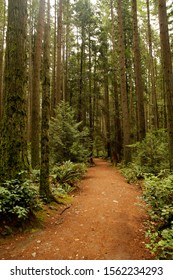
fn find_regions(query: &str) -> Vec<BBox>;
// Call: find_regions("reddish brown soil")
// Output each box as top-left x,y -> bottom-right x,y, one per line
0,158 -> 153,260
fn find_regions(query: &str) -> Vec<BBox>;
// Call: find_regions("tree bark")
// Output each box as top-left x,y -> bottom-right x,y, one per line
132,0 -> 146,141
31,0 -> 45,169
40,0 -> 54,202
56,0 -> 63,105
146,0 -> 159,130
0,0 -> 5,120
158,0 -> 173,170
0,0 -> 29,179
117,0 -> 131,163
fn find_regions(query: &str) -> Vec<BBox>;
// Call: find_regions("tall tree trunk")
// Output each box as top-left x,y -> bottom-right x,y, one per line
27,0 -> 33,142
51,0 -> 57,116
78,26 -> 85,123
117,0 -> 131,163
88,33 -> 94,162
132,0 -> 146,141
56,0 -> 63,105
0,0 -> 29,179
146,0 -> 159,130
40,0 -> 54,202
158,0 -> 173,170
104,69 -> 111,158
64,0 -> 71,103
31,0 -> 45,169
0,0 -> 5,120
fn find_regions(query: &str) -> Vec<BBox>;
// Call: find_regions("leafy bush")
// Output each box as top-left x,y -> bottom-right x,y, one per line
120,129 -> 169,183
144,174 -> 173,223
0,178 -> 40,221
146,225 -> 173,260
132,129 -> 169,174
120,162 -> 145,183
119,130 -> 172,259
51,161 -> 87,191
143,174 -> 173,259
50,101 -> 91,164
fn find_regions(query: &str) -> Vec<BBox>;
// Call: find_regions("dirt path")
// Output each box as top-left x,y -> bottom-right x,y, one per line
0,158 -> 153,260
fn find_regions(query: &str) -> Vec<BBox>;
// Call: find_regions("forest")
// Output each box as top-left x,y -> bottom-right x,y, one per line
0,0 -> 173,260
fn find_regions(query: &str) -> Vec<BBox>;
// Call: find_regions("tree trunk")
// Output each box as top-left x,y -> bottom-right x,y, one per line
0,0 -> 29,179
132,0 -> 146,141
117,0 -> 131,163
0,0 -> 5,120
158,0 -> 173,170
31,0 -> 45,169
51,0 -> 57,117
56,0 -> 63,105
146,0 -> 159,130
40,0 -> 54,202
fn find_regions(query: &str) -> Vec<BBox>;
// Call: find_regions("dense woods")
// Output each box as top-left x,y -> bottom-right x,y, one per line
0,0 -> 173,259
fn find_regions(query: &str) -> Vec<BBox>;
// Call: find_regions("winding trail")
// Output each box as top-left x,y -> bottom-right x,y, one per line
0,158 -> 153,260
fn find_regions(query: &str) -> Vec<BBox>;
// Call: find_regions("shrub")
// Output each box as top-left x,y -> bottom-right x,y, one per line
0,177 -> 40,221
146,225 -> 173,260
132,129 -> 169,174
143,174 -> 173,259
120,162 -> 146,183
143,174 -> 173,223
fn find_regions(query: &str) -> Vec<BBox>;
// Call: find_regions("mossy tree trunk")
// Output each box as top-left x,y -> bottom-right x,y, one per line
0,0 -> 6,121
158,0 -> 173,170
110,0 -> 123,163
56,0 -> 63,105
146,0 -> 159,130
117,0 -> 131,163
0,0 -> 29,180
40,0 -> 54,202
31,0 -> 45,169
132,0 -> 146,141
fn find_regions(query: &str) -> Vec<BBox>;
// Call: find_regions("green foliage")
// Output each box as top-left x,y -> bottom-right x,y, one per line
132,129 -> 169,174
120,162 -> 145,183
0,177 -> 40,221
51,161 -> 87,192
50,102 -> 91,164
143,174 -> 173,259
121,130 -> 169,183
144,174 -> 173,222
146,225 -> 173,260
120,130 -> 172,259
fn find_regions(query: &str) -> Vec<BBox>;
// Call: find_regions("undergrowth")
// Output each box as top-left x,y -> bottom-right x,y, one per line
51,160 -> 87,193
119,130 -> 173,259
0,161 -> 87,235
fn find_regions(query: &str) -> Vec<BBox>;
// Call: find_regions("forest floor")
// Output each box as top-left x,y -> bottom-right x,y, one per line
0,158 -> 154,260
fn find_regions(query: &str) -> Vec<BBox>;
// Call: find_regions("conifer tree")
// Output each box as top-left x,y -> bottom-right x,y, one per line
0,0 -> 29,179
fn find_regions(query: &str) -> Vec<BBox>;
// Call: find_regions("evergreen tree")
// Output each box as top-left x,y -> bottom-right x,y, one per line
0,0 -> 29,179
158,0 -> 173,170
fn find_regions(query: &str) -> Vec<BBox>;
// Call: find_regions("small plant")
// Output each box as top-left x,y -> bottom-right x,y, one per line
51,161 -> 87,191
